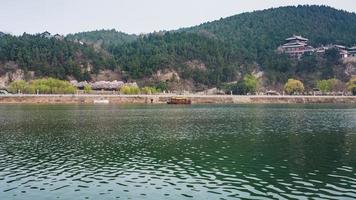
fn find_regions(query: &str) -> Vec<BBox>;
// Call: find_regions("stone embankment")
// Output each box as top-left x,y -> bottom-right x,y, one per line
0,94 -> 356,104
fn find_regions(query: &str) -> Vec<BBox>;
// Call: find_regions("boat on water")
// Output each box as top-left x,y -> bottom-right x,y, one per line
167,97 -> 192,104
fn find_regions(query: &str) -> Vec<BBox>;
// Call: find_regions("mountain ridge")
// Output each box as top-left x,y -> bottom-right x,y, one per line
1,5 -> 356,91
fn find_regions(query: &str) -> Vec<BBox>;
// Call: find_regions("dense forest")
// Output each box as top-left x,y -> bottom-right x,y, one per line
188,5 -> 356,58
106,5 -> 356,87
0,33 -> 116,81
66,29 -> 137,48
108,32 -> 247,86
1,5 -> 356,90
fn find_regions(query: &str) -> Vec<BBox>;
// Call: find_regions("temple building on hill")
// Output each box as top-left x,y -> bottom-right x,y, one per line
348,47 -> 356,57
40,31 -> 52,39
278,35 -> 314,59
54,34 -> 64,41
333,45 -> 349,58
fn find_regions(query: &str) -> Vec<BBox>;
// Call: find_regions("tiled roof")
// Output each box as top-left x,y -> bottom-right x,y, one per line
285,35 -> 308,41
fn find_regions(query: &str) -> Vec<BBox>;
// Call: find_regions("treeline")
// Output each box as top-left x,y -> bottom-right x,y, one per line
108,32 -> 248,86
66,29 -> 137,48
1,5 -> 356,90
262,48 -> 346,87
105,5 -> 356,87
221,75 -> 356,95
8,78 -> 163,95
188,5 -> 356,61
9,78 -> 76,94
0,34 -> 117,81
107,34 -> 351,89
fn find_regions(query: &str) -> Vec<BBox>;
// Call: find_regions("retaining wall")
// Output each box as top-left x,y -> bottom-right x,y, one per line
0,95 -> 355,104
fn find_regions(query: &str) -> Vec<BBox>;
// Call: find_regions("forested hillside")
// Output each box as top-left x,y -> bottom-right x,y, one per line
66,29 -> 137,48
1,5 -> 356,90
188,5 -> 356,61
0,34 -> 116,81
106,5 -> 356,87
108,32 -> 246,85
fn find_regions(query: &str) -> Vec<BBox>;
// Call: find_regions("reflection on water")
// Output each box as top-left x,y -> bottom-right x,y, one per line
0,104 -> 356,199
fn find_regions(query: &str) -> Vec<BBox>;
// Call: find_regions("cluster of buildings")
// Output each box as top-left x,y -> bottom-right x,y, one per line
40,31 -> 86,44
40,31 -> 64,40
278,35 -> 356,59
70,80 -> 138,91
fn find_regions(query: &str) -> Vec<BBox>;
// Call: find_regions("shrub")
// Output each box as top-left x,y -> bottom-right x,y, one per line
227,74 -> 258,95
84,84 -> 92,94
29,78 -> 76,94
155,81 -> 168,92
347,78 -> 356,95
120,85 -> 140,95
141,87 -> 160,95
284,79 -> 304,95
317,78 -> 344,93
9,80 -> 27,94
219,83 -> 234,94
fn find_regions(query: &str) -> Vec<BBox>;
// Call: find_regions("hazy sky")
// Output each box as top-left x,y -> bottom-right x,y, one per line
1,0 -> 355,35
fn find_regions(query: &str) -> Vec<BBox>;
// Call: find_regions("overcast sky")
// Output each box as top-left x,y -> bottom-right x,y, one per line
1,0 -> 355,35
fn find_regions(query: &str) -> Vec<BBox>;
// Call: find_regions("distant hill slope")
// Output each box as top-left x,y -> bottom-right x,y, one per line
1,5 -> 356,90
190,5 -> 355,57
108,5 -> 356,86
66,29 -> 138,48
0,34 -> 117,81
108,32 -> 244,85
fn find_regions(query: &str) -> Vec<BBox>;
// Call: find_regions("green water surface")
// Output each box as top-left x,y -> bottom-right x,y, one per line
0,104 -> 356,199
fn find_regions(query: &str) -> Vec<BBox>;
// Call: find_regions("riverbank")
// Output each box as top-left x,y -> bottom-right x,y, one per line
0,94 -> 356,104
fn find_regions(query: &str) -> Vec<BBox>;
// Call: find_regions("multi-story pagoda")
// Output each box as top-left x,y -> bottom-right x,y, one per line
278,35 -> 314,59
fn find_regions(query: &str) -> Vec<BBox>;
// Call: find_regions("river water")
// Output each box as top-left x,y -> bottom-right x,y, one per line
0,104 -> 355,199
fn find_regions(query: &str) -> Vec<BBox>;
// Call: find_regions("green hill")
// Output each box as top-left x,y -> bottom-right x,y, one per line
108,5 -> 356,87
188,5 -> 356,60
66,29 -> 138,48
1,5 -> 356,90
0,33 -> 116,81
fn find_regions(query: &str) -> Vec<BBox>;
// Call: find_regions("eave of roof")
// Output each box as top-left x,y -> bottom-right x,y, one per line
285,35 -> 308,41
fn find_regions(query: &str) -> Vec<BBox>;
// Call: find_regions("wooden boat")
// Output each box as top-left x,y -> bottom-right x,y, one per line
167,97 -> 192,104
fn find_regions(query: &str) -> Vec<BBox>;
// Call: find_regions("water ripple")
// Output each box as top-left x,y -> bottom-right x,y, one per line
0,104 -> 356,199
